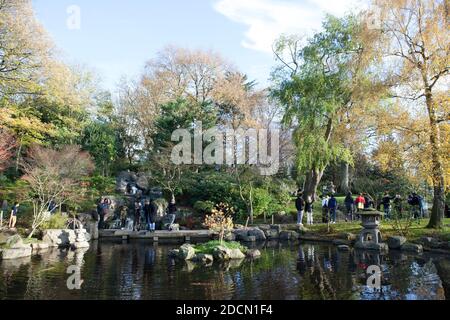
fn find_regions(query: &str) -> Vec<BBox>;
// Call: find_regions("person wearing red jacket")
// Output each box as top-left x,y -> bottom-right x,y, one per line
355,194 -> 366,212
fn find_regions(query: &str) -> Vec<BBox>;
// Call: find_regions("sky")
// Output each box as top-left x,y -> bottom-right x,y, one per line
32,0 -> 367,91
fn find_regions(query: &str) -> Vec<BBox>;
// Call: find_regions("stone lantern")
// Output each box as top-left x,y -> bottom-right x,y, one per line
355,209 -> 388,251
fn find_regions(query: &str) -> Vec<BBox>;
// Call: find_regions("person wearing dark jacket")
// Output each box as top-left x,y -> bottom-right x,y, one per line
344,193 -> 354,221
328,195 -> 338,224
295,192 -> 305,226
144,200 -> 157,232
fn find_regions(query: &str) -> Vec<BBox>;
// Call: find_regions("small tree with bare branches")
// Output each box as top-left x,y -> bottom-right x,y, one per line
21,145 -> 94,238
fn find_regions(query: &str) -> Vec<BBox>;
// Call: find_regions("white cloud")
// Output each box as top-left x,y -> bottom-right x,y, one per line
213,0 -> 367,53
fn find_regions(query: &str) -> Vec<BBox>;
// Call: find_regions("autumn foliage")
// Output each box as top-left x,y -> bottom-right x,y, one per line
0,127 -> 16,172
204,203 -> 235,244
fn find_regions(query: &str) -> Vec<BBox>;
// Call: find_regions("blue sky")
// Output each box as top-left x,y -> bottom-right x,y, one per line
32,0 -> 364,91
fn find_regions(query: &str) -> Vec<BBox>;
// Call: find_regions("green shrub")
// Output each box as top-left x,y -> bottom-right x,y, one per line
40,213 -> 68,230
193,200 -> 215,216
194,240 -> 247,254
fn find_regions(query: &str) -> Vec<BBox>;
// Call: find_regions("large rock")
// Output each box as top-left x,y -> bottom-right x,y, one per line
387,236 -> 407,250
233,229 -> 249,241
85,221 -> 99,240
42,229 -> 76,248
280,231 -> 299,241
168,249 -> 180,258
229,248 -> 246,260
193,253 -> 214,264
6,235 -> 24,249
213,246 -> 232,261
178,244 -> 196,260
72,229 -> 90,249
355,241 -> 389,252
401,243 -> 423,253
1,246 -> 32,260
246,249 -> 261,259
136,173 -> 150,191
264,229 -> 279,239
248,228 -> 267,241
31,242 -> 49,251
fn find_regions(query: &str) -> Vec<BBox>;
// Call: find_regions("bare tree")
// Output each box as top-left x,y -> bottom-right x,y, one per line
21,145 -> 94,238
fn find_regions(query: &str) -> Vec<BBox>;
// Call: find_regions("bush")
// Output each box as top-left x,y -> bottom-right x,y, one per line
193,200 -> 215,216
40,213 -> 68,230
194,240 -> 247,254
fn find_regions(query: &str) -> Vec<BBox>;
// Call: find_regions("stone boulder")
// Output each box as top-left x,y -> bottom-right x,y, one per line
229,248 -> 246,260
72,229 -> 90,249
264,229 -> 279,239
232,229 -> 249,241
248,228 -> 267,241
213,245 -> 232,261
31,242 -> 49,251
355,241 -> 389,252
387,236 -> 407,250
6,235 -> 24,249
178,244 -> 196,260
400,243 -> 423,253
280,231 -> 299,241
1,246 -> 32,260
168,249 -> 180,258
193,253 -> 214,264
42,229 -> 76,248
85,221 -> 99,240
246,249 -> 261,259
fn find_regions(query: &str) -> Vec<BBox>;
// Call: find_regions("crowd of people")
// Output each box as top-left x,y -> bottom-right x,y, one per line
96,197 -> 178,232
295,189 -> 434,226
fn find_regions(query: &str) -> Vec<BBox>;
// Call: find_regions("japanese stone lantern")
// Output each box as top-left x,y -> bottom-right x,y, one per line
355,209 -> 388,251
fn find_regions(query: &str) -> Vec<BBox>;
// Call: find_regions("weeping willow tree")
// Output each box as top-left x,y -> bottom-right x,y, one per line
271,15 -> 374,201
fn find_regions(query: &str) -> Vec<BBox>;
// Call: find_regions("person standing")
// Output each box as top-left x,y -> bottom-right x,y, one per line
1,199 -> 8,228
344,193 -> 354,222
134,201 -> 142,231
295,191 -> 305,226
382,192 -> 394,220
321,195 -> 329,224
305,196 -> 314,226
393,194 -> 403,218
9,202 -> 20,229
355,194 -> 366,212
143,200 -> 154,232
328,195 -> 338,224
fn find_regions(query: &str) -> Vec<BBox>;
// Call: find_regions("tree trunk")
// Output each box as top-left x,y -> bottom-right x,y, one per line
340,162 -> 350,194
425,90 -> 445,229
303,168 -> 324,202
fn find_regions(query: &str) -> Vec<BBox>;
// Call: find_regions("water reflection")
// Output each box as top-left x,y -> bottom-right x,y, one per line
0,241 -> 448,300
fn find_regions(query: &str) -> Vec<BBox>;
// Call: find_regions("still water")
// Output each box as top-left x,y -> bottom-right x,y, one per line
0,240 -> 449,300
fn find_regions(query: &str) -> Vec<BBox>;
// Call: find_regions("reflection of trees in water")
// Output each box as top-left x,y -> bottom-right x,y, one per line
0,242 -> 448,300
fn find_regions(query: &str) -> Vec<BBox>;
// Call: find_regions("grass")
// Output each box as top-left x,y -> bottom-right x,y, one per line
306,218 -> 450,242
194,240 -> 247,254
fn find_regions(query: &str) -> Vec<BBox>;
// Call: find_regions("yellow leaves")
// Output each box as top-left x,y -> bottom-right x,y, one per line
203,203 -> 234,234
0,106 -> 56,144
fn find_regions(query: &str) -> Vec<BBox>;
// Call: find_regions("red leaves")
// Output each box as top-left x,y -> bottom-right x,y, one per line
0,127 -> 17,172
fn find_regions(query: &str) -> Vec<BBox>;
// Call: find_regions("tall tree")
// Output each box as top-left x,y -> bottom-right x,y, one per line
369,0 -> 449,228
271,15 -> 373,200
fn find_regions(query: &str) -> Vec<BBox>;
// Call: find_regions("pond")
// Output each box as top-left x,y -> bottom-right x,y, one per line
0,240 -> 449,300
